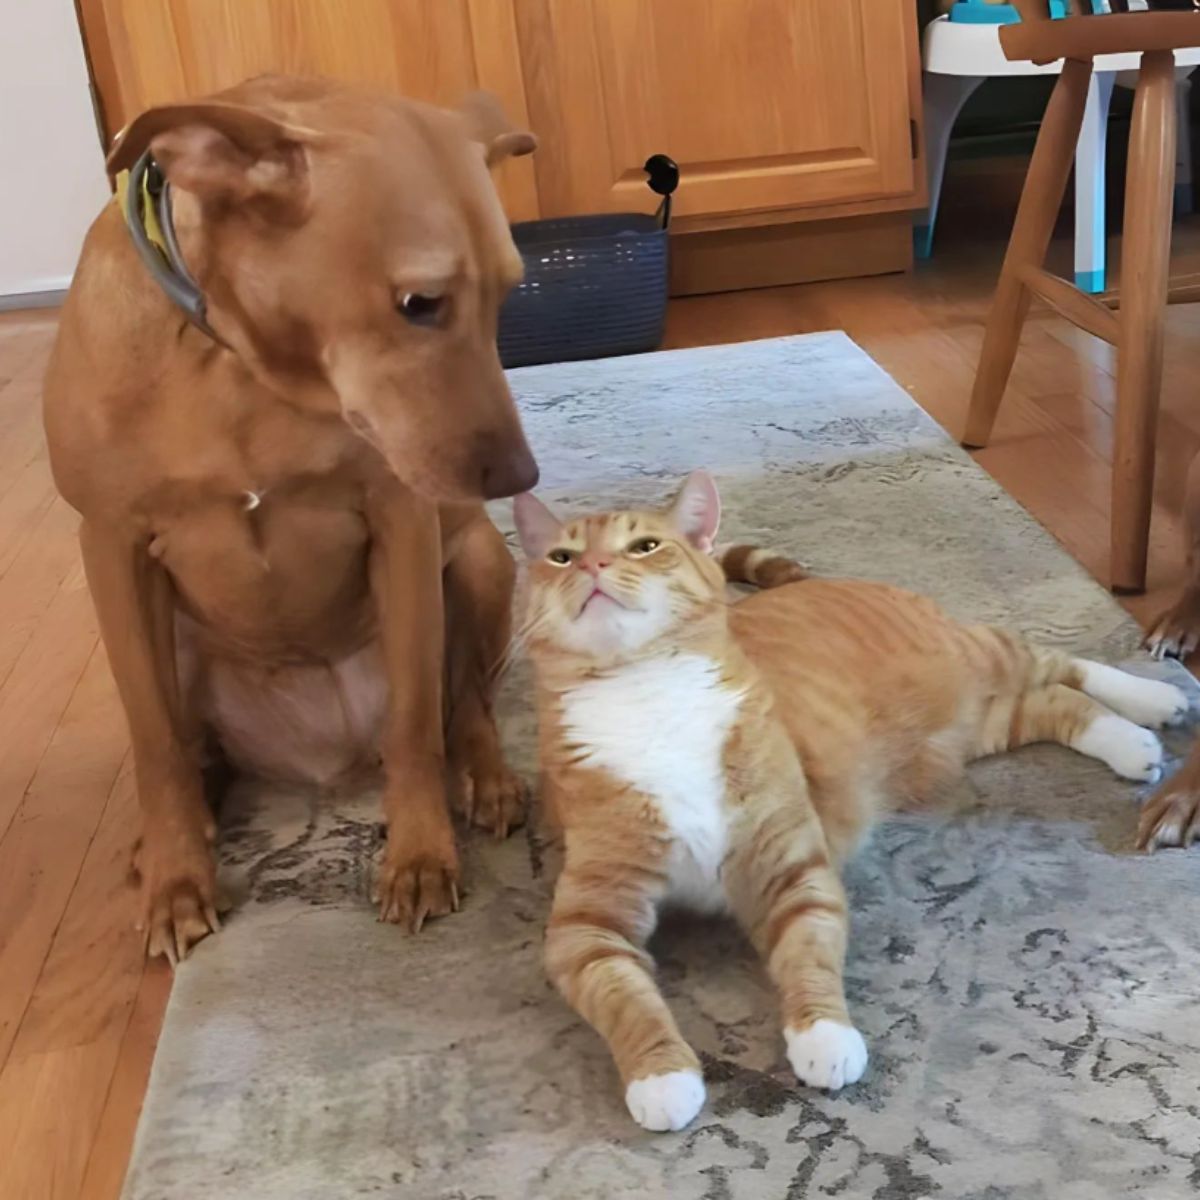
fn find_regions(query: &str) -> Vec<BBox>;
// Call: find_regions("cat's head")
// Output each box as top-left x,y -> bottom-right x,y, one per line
513,471 -> 727,664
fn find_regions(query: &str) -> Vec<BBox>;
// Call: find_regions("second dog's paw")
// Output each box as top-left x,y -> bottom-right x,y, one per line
785,1020 -> 868,1092
1145,595 -> 1200,662
1138,779 -> 1200,852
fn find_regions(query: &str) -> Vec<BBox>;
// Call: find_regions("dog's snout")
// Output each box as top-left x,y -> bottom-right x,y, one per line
481,443 -> 539,500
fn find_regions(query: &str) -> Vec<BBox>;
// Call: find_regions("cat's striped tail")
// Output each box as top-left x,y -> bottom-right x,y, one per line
717,544 -> 809,589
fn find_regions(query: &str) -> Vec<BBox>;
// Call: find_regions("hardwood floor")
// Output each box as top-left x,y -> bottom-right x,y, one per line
0,310 -> 169,1200
3,195 -> 1200,1198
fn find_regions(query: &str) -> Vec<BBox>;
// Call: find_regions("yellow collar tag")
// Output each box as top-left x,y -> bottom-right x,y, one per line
114,167 -> 168,255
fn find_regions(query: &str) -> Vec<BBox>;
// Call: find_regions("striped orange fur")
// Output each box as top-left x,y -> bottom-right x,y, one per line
717,543 -> 809,589
512,472 -> 1188,1133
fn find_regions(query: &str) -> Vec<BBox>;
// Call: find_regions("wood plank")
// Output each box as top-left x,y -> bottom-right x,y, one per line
0,642 -> 127,1067
0,561 -> 100,844
466,0 -> 541,222
670,213 -> 913,297
0,763 -> 158,1200
77,962 -> 171,1200
0,497 -> 82,691
0,457 -> 59,580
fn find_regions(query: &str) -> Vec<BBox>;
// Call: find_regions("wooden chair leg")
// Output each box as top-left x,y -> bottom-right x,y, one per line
962,59 -> 1093,449
1112,51 -> 1176,595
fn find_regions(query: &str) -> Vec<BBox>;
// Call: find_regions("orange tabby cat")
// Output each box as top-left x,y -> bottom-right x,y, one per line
513,472 -> 1188,1133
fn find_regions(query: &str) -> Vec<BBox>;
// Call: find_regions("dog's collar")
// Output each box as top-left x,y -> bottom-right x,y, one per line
116,151 -> 226,347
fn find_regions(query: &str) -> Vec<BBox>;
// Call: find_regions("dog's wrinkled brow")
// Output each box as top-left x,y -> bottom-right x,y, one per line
394,249 -> 462,293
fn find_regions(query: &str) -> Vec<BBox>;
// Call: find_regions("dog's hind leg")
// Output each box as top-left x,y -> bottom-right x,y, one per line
444,515 -> 527,838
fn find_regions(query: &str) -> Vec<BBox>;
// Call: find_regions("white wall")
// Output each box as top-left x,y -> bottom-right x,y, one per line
0,0 -> 110,298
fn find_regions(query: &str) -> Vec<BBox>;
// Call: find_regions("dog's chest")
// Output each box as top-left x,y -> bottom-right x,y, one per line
560,655 -> 744,911
147,466 -> 374,650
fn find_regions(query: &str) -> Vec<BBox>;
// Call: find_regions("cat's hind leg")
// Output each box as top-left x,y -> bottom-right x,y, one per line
965,627 -> 1188,729
545,855 -> 703,1132
1067,659 -> 1189,730
979,683 -> 1163,782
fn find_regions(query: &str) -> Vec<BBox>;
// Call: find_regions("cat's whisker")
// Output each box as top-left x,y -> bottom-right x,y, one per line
491,608 -> 550,682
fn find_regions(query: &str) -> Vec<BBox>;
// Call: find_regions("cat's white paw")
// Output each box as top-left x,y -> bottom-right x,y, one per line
1105,677 -> 1189,729
785,1019 -> 868,1092
625,1069 -> 706,1132
1075,662 -> 1190,728
1072,712 -> 1163,783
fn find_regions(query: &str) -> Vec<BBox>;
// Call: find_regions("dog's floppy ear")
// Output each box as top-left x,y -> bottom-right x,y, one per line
514,493 -> 562,559
459,91 -> 537,167
107,101 -> 314,210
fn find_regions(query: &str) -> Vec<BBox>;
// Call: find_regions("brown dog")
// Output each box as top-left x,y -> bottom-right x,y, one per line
42,76 -> 539,962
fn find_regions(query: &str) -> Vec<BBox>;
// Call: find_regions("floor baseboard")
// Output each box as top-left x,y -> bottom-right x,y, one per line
0,288 -> 68,312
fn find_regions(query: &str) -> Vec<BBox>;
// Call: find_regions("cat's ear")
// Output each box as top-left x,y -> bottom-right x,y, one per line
669,470 -> 721,553
513,492 -> 563,559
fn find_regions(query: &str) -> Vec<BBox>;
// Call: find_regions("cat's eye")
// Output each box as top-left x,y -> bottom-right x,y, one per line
397,292 -> 447,327
626,537 -> 662,557
546,548 -> 573,566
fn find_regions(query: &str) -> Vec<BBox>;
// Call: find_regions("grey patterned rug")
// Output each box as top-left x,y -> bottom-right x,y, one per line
123,334 -> 1200,1200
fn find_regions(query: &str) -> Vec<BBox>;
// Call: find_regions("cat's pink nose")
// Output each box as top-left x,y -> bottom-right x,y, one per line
580,553 -> 612,576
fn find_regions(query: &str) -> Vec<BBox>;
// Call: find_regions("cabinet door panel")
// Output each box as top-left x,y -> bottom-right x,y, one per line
79,0 -> 538,218
515,0 -> 918,220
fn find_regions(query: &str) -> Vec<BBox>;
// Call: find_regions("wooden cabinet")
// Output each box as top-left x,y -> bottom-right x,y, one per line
77,0 -> 539,219
514,0 -> 921,227
77,0 -> 925,290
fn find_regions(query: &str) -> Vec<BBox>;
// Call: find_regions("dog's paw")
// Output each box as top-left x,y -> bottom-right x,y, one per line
375,846 -> 460,933
625,1070 -> 706,1132
463,763 -> 528,840
1073,713 -> 1164,783
785,1020 -> 868,1092
132,837 -> 221,967
1138,778 -> 1200,851
1145,593 -> 1200,662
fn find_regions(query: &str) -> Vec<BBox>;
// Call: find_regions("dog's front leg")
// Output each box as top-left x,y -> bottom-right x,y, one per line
444,513 -> 527,838
368,483 -> 459,932
79,520 -> 217,963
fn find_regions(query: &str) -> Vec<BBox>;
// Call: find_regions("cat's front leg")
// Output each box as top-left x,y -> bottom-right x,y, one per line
545,854 -> 704,1132
726,804 -> 868,1092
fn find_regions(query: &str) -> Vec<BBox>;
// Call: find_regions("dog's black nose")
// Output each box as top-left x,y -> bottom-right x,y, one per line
482,444 -> 539,500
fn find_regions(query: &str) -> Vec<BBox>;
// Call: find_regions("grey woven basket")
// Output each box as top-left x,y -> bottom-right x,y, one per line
497,155 -> 679,369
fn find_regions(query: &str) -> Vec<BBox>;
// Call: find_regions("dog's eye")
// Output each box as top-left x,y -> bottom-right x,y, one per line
397,293 -> 446,327
546,548 -> 573,566
626,537 -> 661,556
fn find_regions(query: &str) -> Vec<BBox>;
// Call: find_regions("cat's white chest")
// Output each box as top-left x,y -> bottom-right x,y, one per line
560,654 -> 745,911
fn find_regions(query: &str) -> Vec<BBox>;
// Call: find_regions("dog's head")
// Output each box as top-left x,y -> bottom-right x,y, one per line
108,76 -> 539,502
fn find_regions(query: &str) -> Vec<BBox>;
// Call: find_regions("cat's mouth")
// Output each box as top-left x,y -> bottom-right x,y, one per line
577,586 -> 632,617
